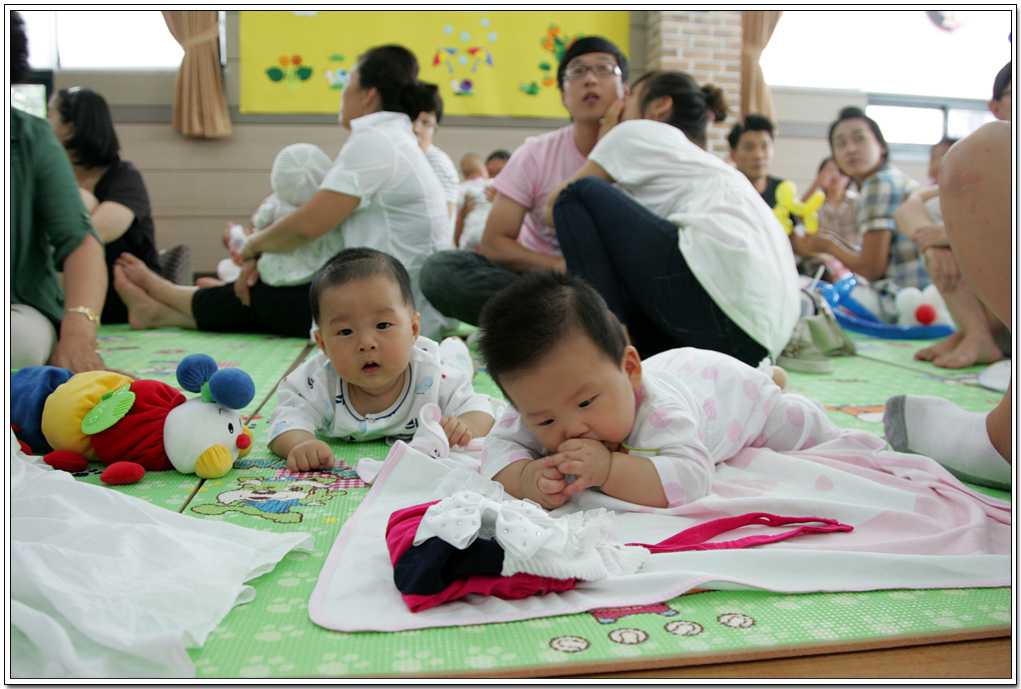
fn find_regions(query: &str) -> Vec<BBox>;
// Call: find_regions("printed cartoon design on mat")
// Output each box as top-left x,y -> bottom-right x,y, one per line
234,456 -> 368,489
191,475 -> 345,523
549,636 -> 589,653
825,403 -> 885,424
607,628 -> 649,645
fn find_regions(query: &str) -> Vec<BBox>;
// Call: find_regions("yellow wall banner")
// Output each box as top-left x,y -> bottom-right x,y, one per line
238,10 -> 630,117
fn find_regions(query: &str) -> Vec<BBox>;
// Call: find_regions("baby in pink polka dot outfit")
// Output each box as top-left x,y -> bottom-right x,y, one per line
478,270 -> 842,510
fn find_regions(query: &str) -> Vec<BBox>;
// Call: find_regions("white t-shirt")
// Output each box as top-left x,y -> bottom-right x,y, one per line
491,124 -> 586,256
588,120 -> 800,358
320,111 -> 453,340
268,336 -> 494,445
456,177 -> 493,250
425,144 -> 460,205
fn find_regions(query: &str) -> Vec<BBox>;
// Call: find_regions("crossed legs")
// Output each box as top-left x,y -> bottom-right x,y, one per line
113,253 -> 198,330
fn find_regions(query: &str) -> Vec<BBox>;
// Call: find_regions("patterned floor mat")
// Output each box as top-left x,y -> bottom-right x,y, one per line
27,325 -> 1012,677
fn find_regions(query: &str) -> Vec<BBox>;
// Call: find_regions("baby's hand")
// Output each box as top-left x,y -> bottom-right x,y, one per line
440,414 -> 473,449
522,459 -> 570,509
545,438 -> 612,497
598,100 -> 626,140
287,439 -> 335,472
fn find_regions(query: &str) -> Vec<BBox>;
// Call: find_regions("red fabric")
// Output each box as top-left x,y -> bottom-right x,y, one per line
385,501 -> 577,613
386,503 -> 851,613
628,513 -> 853,553
90,380 -> 185,471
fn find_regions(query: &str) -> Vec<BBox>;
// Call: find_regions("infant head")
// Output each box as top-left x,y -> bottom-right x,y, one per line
479,270 -> 642,454
309,248 -> 420,396
272,143 -> 332,207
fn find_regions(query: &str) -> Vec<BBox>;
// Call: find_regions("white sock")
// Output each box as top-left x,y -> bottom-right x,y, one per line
884,394 -> 1012,490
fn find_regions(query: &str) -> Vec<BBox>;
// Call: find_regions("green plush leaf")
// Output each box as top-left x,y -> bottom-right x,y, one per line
266,67 -> 285,82
296,66 -> 313,80
81,384 -> 135,435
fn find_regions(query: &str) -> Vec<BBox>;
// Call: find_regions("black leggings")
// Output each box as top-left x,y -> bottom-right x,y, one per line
192,280 -> 314,339
553,177 -> 767,366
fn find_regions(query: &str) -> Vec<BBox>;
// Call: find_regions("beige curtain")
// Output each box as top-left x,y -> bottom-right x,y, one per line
163,10 -> 233,139
740,10 -> 782,122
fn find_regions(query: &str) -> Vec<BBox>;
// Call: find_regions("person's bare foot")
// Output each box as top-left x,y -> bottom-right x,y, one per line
932,333 -> 1005,369
195,276 -> 227,287
115,252 -> 168,294
914,330 -> 963,362
114,264 -> 181,330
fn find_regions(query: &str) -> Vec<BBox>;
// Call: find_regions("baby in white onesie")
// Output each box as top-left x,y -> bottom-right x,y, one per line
224,143 -> 338,287
477,270 -> 843,510
268,247 -> 496,472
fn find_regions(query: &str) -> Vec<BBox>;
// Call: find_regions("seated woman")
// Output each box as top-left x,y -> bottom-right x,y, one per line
48,86 -> 161,325
791,107 -> 927,320
10,11 -> 107,373
544,70 -> 801,367
115,44 -> 451,340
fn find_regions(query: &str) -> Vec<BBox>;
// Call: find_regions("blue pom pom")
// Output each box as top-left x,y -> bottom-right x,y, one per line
176,353 -> 219,393
207,368 -> 256,410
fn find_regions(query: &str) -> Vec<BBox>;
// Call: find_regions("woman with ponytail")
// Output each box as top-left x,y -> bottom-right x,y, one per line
114,44 -> 452,340
544,70 -> 800,366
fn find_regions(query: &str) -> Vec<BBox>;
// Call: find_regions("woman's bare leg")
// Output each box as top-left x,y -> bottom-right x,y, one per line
884,121 -> 1012,487
941,121 -> 1012,460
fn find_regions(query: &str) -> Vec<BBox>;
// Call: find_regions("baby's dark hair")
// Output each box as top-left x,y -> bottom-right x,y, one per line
309,247 -> 415,325
478,270 -> 627,397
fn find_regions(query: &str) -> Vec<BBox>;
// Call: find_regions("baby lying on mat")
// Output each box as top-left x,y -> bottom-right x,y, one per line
478,270 -> 843,510
268,248 -> 495,472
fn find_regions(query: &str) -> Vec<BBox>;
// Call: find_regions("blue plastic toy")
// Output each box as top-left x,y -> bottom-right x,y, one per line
816,275 -> 955,340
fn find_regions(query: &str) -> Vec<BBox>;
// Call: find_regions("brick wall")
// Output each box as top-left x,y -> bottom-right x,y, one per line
645,10 -> 743,159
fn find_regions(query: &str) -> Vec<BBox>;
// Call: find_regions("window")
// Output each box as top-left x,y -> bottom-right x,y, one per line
18,10 -> 225,71
761,10 -> 1012,102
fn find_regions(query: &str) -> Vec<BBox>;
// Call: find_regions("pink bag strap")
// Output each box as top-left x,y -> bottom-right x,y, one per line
627,512 -> 853,554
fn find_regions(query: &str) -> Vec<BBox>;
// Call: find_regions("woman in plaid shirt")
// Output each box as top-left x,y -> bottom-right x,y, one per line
791,107 -> 926,320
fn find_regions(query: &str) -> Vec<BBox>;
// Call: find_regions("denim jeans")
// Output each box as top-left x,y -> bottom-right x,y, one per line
419,250 -> 522,326
553,176 -> 767,366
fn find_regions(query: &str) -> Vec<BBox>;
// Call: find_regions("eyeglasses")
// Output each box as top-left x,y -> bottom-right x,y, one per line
563,63 -> 622,80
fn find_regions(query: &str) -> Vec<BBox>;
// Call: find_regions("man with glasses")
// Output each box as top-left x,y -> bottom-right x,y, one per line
421,36 -> 629,327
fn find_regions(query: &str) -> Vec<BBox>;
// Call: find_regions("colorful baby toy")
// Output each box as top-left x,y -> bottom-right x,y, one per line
11,353 -> 255,484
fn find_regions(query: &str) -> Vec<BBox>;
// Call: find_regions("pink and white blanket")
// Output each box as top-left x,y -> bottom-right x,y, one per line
309,429 -> 1011,632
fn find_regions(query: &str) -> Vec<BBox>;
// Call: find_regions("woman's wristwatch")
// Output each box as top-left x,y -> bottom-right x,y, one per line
66,305 -> 101,327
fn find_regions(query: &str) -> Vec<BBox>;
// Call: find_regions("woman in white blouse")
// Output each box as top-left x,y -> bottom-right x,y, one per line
114,44 -> 451,340
544,70 -> 800,366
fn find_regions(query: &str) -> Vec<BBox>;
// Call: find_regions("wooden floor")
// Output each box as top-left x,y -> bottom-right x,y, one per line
571,636 -> 1013,679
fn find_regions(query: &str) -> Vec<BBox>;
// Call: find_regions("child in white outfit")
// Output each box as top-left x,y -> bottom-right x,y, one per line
454,153 -> 493,251
220,143 -> 336,286
478,270 -> 843,510
269,248 -> 496,472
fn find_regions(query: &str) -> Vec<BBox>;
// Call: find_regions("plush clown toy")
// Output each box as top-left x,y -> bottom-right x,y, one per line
11,354 -> 255,484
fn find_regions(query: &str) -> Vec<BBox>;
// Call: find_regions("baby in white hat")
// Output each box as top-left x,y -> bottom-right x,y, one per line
223,143 -> 338,286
